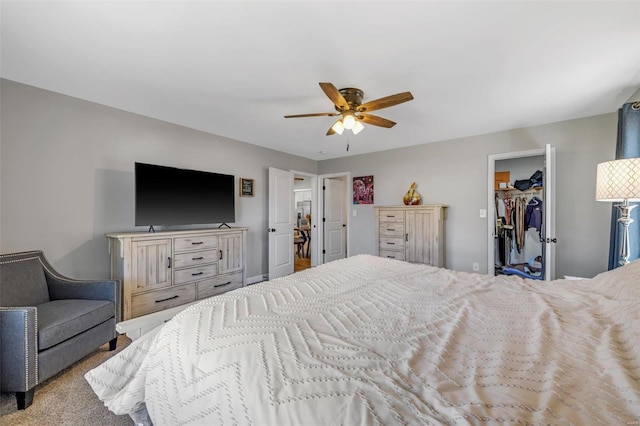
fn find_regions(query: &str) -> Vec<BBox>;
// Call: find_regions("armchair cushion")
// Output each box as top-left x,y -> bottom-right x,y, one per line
1,257 -> 50,307
36,299 -> 115,350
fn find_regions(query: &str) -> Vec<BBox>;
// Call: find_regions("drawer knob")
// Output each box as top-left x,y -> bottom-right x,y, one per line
155,295 -> 179,303
191,272 -> 204,276
191,241 -> 204,245
214,281 -> 232,288
387,228 -> 395,231
192,256 -> 204,260
387,242 -> 395,245
387,255 -> 396,259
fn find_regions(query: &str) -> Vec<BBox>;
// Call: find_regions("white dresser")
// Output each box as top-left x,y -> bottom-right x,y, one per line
106,228 -> 247,321
374,205 -> 446,267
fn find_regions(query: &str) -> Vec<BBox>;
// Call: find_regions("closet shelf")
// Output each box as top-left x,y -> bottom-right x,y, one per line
495,186 -> 543,194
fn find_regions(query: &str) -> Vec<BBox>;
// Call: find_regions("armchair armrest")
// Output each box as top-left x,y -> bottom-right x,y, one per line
0,307 -> 38,392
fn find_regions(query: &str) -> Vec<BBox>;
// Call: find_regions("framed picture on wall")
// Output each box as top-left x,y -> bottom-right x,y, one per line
353,175 -> 374,204
240,178 -> 254,197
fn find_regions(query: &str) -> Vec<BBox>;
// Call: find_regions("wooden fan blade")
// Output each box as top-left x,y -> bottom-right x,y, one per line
319,82 -> 349,110
284,112 -> 337,118
357,92 -> 414,113
358,114 -> 396,128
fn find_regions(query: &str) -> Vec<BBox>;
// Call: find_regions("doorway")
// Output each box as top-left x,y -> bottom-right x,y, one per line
268,168 -> 349,280
487,144 -> 556,280
317,173 -> 350,264
294,174 -> 312,272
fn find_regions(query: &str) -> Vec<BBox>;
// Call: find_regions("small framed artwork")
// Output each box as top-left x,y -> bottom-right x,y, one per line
240,178 -> 254,197
353,175 -> 374,204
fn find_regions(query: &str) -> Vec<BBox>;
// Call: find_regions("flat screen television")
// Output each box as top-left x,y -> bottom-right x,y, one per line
135,162 -> 235,227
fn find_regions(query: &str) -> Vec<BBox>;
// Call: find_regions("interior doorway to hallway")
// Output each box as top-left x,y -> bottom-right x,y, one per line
267,168 -> 350,280
294,174 -> 312,272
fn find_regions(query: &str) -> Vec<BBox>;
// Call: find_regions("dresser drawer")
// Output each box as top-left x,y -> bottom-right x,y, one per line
131,284 -> 196,318
379,250 -> 405,261
380,237 -> 405,250
174,235 -> 218,252
379,210 -> 404,222
173,249 -> 218,269
197,273 -> 243,299
174,263 -> 218,285
379,223 -> 404,237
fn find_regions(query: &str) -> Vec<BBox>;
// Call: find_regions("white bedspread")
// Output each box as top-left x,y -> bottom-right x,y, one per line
86,255 -> 640,425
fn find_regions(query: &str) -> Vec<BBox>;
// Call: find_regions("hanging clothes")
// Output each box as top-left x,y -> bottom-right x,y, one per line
515,197 -> 526,253
525,197 -> 544,238
504,192 -> 512,226
497,197 -> 506,218
494,194 -> 505,267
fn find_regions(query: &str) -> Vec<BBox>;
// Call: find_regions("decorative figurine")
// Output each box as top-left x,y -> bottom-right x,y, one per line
403,182 -> 422,205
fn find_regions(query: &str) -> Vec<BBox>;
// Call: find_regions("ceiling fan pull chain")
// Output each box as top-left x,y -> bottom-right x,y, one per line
346,136 -> 350,152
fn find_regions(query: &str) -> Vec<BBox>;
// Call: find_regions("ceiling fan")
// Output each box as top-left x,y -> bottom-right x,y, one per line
284,82 -> 414,136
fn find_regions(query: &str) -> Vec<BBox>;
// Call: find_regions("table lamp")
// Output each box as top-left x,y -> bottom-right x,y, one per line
596,157 -> 640,265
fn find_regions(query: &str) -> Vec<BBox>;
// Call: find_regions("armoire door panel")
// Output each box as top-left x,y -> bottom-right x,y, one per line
406,210 -> 433,264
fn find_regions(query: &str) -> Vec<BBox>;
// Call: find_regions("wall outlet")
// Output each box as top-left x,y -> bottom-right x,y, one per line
352,209 -> 357,216
480,209 -> 487,218
472,262 -> 479,271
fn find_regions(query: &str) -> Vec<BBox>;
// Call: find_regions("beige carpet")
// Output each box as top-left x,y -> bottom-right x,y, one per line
1,337 -> 134,425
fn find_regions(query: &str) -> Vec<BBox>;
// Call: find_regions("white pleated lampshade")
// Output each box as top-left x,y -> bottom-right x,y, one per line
595,157 -> 640,202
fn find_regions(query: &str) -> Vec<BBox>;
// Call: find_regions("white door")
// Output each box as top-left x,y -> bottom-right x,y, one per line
323,177 -> 347,263
544,144 -> 557,280
268,167 -> 294,279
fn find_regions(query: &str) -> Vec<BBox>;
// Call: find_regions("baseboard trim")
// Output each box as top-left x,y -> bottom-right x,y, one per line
247,275 -> 267,285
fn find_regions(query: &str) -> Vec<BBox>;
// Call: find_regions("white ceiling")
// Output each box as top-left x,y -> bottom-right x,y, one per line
2,1 -> 640,161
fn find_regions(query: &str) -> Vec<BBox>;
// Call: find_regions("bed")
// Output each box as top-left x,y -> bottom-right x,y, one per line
86,254 -> 640,425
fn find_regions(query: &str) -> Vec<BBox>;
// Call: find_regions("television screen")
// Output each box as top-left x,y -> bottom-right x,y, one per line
135,162 -> 235,226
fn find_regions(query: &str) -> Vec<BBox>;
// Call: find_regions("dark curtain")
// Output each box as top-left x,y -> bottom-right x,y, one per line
608,102 -> 640,269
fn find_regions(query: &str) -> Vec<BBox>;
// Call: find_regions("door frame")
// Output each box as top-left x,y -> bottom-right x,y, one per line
487,148 -> 545,276
316,172 -> 351,265
291,170 -> 318,267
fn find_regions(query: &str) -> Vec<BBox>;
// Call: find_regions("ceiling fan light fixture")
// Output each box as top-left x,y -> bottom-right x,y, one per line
352,120 -> 364,134
343,114 -> 356,130
285,82 -> 414,136
331,120 -> 345,135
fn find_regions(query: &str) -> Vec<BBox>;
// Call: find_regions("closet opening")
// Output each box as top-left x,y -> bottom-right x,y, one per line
487,145 -> 556,281
494,156 -> 545,279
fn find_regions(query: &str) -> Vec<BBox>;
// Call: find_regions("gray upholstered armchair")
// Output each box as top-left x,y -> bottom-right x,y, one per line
0,250 -> 120,409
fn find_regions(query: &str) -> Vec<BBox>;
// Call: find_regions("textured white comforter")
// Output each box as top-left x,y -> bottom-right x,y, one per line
86,255 -> 640,425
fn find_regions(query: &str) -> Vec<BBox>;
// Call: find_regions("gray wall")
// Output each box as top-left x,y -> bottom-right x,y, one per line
319,114 -> 617,278
0,78 -> 622,281
0,79 -> 317,280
